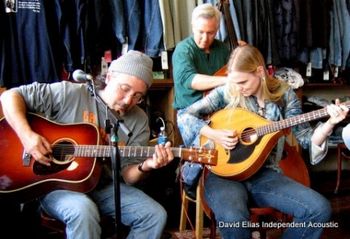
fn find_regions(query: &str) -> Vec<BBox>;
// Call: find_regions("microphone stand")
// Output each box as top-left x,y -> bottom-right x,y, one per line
86,77 -> 132,236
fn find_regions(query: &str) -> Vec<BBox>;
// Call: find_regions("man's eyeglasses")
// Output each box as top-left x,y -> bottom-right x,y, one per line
117,83 -> 144,104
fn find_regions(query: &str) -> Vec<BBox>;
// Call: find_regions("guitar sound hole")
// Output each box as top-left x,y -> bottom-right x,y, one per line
52,141 -> 75,164
33,141 -> 74,176
240,127 -> 258,144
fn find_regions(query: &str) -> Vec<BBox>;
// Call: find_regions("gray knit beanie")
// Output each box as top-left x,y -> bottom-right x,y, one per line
109,50 -> 153,88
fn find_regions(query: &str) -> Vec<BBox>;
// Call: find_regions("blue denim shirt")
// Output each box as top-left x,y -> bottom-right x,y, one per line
143,0 -> 164,56
329,0 -> 350,69
177,85 -> 329,171
109,0 -> 126,44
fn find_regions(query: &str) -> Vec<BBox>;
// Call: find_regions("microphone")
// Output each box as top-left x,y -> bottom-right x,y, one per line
72,69 -> 93,82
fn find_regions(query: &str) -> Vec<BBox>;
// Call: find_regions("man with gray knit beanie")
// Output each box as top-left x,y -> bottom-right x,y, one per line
1,50 -> 174,239
109,50 -> 154,88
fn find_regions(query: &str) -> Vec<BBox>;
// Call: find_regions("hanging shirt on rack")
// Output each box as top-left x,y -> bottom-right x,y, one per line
1,0 -> 59,88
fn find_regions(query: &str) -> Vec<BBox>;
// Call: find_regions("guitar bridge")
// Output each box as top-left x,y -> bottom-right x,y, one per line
22,152 -> 31,166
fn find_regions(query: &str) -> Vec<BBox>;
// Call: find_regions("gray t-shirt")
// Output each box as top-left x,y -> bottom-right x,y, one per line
16,81 -> 150,169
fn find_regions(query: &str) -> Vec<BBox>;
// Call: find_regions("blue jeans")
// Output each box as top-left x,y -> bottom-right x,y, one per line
204,168 -> 331,239
109,0 -> 126,44
143,0 -> 164,57
40,182 -> 167,239
332,0 -> 350,69
124,0 -> 141,51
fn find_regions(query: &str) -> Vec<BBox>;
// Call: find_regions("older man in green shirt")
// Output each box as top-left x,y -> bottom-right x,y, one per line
172,3 -> 230,110
172,3 -> 230,198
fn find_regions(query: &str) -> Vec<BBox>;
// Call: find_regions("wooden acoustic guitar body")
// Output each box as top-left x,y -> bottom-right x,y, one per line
200,108 -> 284,180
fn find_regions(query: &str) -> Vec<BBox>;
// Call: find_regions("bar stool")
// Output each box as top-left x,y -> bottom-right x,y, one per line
179,171 -> 216,239
334,143 -> 350,194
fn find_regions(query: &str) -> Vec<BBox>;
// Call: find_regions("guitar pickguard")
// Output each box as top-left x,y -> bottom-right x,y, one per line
33,161 -> 70,175
227,137 -> 261,164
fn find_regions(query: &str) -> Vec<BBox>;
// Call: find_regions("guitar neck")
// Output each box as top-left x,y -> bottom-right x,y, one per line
72,145 -> 183,158
120,146 -> 184,158
257,101 -> 350,136
68,145 -> 217,166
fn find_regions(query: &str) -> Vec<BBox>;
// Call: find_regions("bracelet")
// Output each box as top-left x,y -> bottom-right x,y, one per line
138,161 -> 148,173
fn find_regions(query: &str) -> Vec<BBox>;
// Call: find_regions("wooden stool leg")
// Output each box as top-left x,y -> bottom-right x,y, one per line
178,186 -> 205,238
195,184 -> 203,239
209,211 -> 216,239
179,190 -> 189,232
335,145 -> 343,194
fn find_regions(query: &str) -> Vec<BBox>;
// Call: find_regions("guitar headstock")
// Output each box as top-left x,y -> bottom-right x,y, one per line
180,147 -> 218,166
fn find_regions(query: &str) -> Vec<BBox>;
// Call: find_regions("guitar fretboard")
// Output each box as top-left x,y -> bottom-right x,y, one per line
51,145 -> 217,166
66,145 -> 184,158
257,101 -> 350,136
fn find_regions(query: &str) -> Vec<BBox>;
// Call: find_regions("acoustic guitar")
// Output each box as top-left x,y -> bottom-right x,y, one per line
0,113 -> 217,202
201,102 -> 350,181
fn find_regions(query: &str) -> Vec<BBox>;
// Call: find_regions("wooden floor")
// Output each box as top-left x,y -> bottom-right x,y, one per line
1,171 -> 350,239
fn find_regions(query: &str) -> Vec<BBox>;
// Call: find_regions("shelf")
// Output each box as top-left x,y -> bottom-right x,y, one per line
146,79 -> 182,146
150,79 -> 173,90
302,83 -> 350,89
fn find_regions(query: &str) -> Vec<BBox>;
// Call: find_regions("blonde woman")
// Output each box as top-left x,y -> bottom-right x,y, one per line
178,44 -> 348,239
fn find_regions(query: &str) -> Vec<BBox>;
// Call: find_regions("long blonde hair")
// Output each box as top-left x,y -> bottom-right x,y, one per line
224,44 -> 289,109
